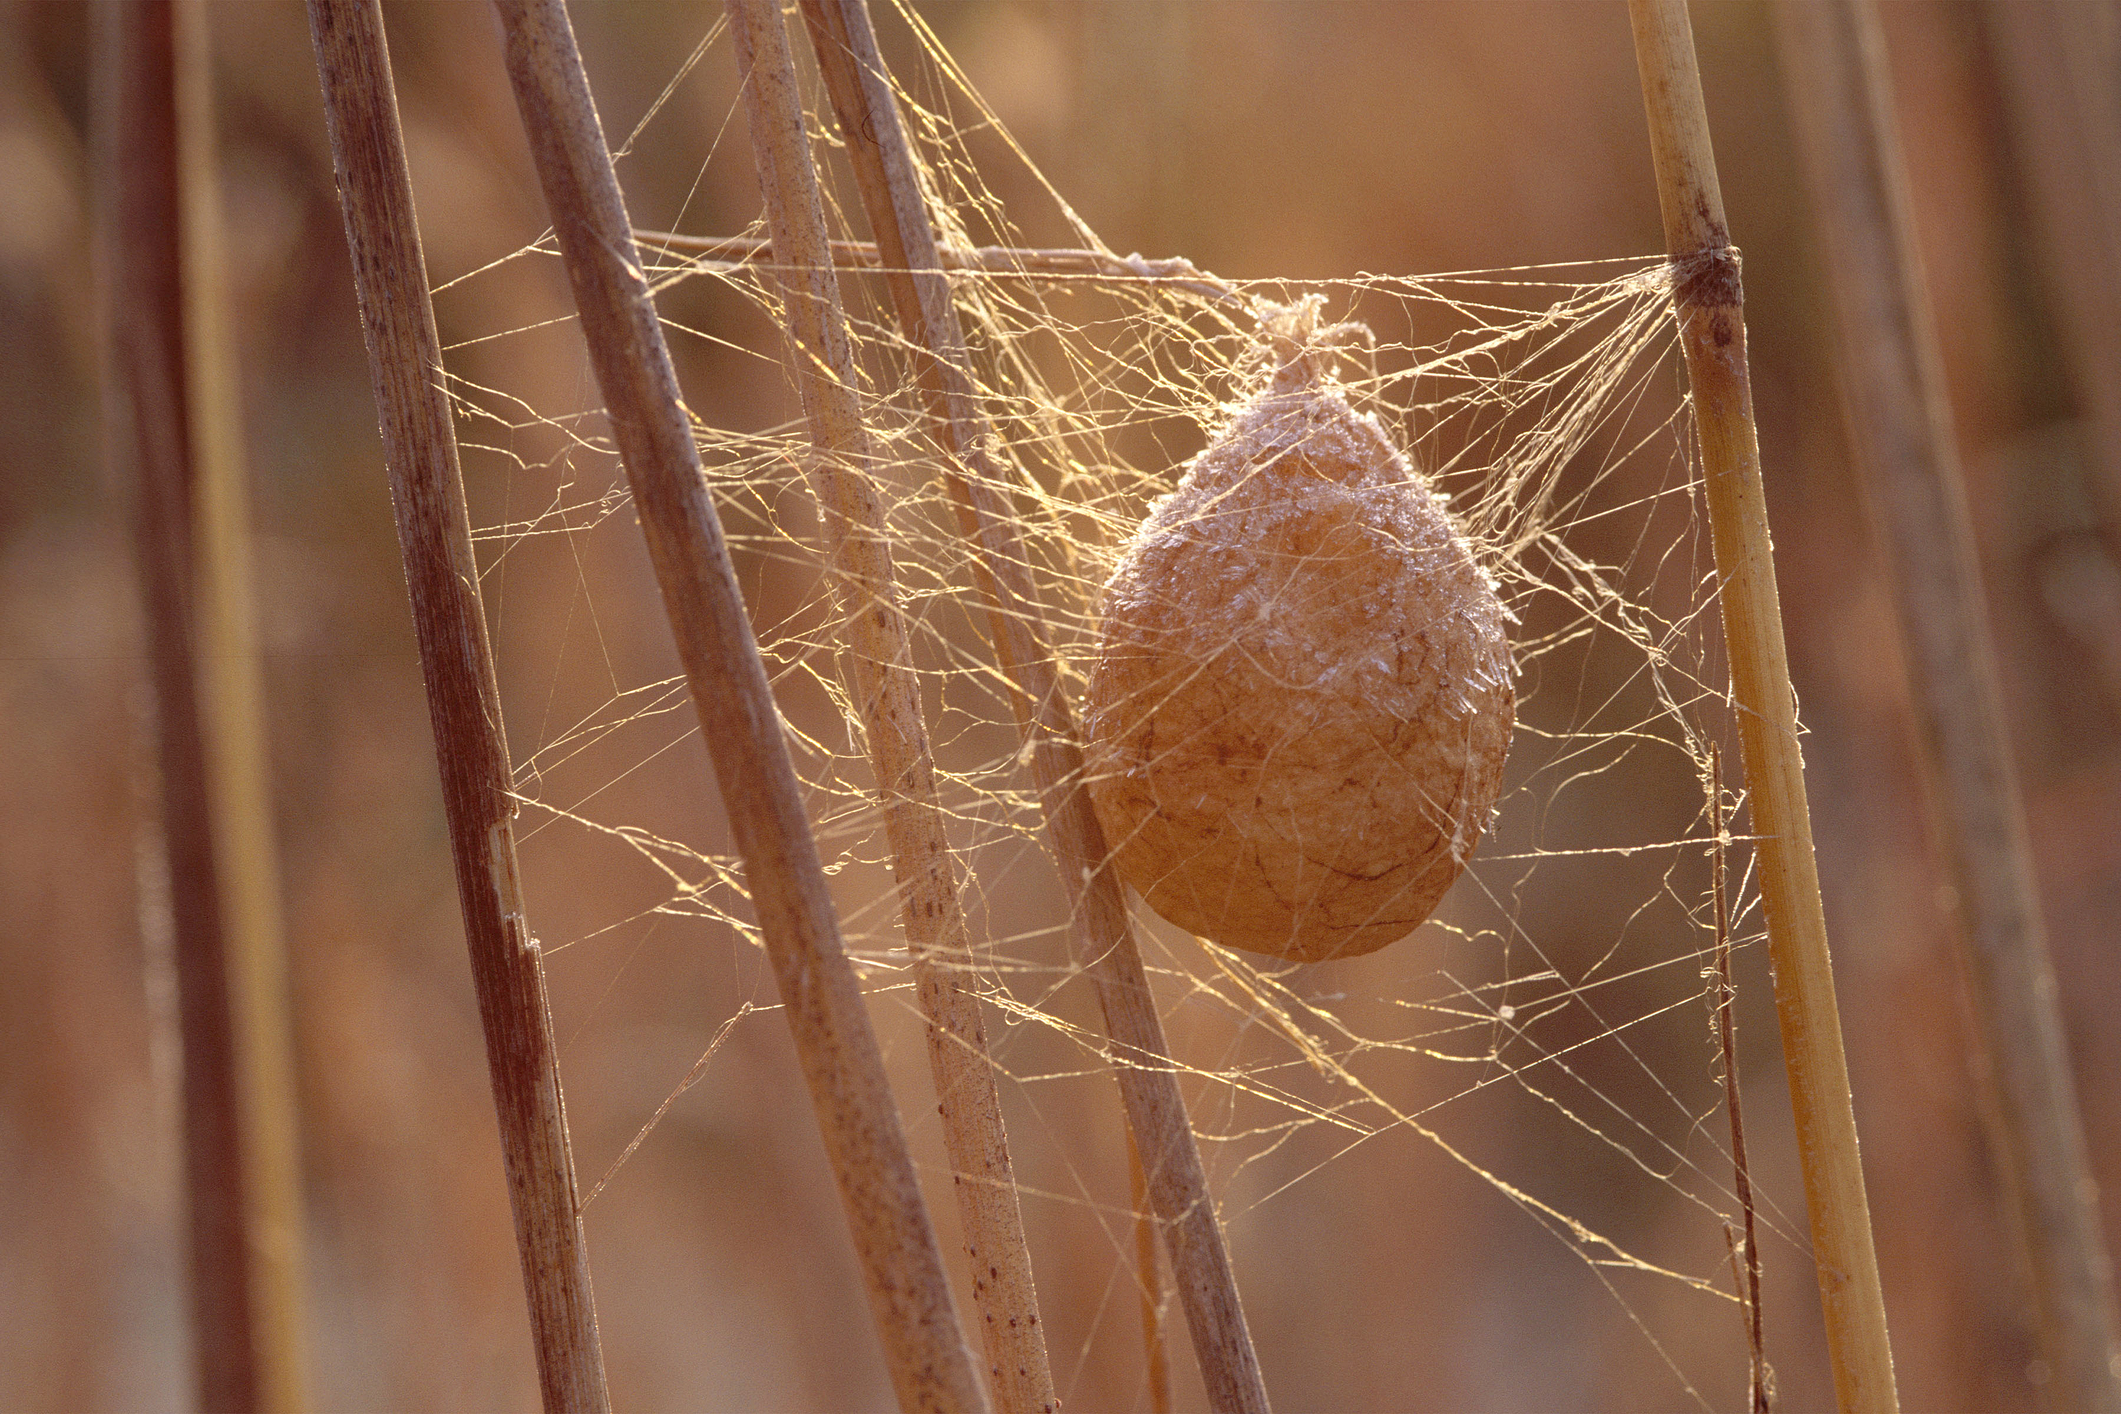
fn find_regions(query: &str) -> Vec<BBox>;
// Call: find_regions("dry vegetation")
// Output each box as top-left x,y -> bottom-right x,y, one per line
4,2 -> 2120,1411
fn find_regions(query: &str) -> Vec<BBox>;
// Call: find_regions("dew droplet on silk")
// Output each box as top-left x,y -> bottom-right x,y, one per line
1086,300 -> 1515,963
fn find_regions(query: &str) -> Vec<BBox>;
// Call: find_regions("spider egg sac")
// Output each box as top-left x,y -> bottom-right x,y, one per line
1084,300 -> 1515,963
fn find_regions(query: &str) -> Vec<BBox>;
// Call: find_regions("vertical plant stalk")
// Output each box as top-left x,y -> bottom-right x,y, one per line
174,1 -> 314,1405
98,2 -> 262,1406
792,2 -> 1271,1409
1626,1 -> 1901,1410
1773,5 -> 2121,1408
304,3 -> 611,1410
483,1 -> 987,1410
1712,749 -> 1769,1414
721,1 -> 1055,1409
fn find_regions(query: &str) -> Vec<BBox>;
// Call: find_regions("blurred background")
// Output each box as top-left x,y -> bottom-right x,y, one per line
4,1 -> 2119,1410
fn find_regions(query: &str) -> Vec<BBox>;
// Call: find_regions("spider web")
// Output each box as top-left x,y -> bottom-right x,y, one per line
435,10 -> 1801,1409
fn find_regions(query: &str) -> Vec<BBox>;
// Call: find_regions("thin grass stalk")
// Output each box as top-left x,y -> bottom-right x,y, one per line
98,2 -> 261,1404
720,1 -> 1055,1408
482,2 -> 986,1409
1772,5 -> 2121,1407
1711,749 -> 1769,1414
174,1 -> 312,1403
1625,2 -> 1900,1410
303,4 -> 610,1408
792,3 -> 1271,1409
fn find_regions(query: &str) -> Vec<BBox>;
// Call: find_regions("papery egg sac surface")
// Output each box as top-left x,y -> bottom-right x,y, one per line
1085,300 -> 1514,963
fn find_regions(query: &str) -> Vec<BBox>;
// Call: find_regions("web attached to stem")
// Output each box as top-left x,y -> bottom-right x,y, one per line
444,12 -> 1795,1409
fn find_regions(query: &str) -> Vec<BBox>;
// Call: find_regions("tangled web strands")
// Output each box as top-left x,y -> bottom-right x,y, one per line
450,17 -> 1789,1410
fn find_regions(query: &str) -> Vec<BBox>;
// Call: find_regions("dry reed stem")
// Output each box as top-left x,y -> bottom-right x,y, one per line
1626,2 -> 1900,1410
721,1 -> 1054,1408
484,2 -> 985,1409
1712,749 -> 1769,1414
633,229 -> 1239,302
1773,5 -> 2121,1407
305,3 -> 611,1408
793,2 -> 1270,1409
100,2 -> 258,1403
173,1 -> 313,1402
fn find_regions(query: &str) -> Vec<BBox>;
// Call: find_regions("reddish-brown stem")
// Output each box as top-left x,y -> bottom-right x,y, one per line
484,0 -> 987,1409
792,2 -> 1270,1409
1774,4 -> 2121,1408
305,2 -> 611,1408
1711,750 -> 1768,1414
98,3 -> 261,1405
174,0 -> 314,1400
